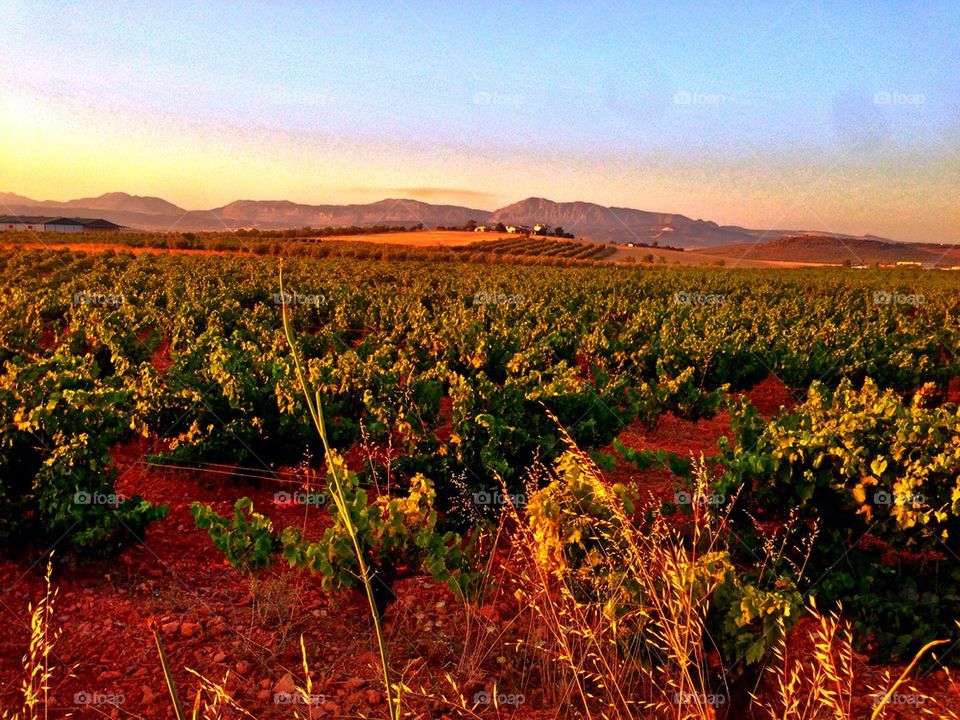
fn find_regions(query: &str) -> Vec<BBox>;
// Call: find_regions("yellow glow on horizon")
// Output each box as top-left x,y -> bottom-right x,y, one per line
0,88 -> 414,208
1,86 -> 957,244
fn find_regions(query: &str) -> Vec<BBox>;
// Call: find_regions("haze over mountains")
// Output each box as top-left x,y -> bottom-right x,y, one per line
0,191 -> 903,250
0,192 -> 493,238
0,191 -> 184,217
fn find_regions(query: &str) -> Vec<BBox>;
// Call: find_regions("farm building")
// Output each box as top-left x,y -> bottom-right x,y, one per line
0,216 -> 122,233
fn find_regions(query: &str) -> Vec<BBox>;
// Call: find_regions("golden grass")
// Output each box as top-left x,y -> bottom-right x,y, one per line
3,556 -> 65,720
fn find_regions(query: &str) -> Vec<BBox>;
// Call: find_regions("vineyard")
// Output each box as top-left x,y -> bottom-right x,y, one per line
0,229 -> 624,267
1,246 -> 959,718
452,236 -> 618,262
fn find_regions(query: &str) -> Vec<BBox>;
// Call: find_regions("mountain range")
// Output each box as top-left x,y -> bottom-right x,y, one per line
0,191 -> 900,249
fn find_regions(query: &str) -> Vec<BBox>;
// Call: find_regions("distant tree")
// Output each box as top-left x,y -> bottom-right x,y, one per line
495,222 -> 507,233
554,226 -> 564,237
465,219 -> 478,231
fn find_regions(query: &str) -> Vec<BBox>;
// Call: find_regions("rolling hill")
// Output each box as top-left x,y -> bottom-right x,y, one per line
1,191 -> 185,216
0,193 -> 491,232
4,191 -> 945,264
489,197 -> 755,248
692,234 -> 960,266
208,198 -> 491,229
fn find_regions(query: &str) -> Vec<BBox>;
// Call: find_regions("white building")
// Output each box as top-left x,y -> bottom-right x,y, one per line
0,216 -> 122,233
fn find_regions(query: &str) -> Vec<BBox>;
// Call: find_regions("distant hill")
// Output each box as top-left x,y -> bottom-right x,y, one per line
209,198 -> 491,229
490,197 -> 760,248
1,191 -> 932,255
0,192 -> 41,208
57,192 -> 186,216
1,191 -> 185,216
0,193 -> 490,232
693,234 -> 960,266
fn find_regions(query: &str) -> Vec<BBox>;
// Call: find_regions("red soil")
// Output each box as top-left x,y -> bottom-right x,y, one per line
946,376 -> 960,405
150,337 -> 172,375
0,375 -> 955,719
0,439 -> 440,719
602,374 -> 800,502
0,436 -> 542,719
738,373 -> 802,417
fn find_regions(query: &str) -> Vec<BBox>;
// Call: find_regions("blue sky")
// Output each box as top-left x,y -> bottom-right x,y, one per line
1,0 -> 958,241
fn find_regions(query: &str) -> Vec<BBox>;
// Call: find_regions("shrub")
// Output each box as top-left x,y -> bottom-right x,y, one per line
191,497 -> 278,574
0,355 -> 166,556
716,378 -> 960,659
193,449 -> 480,614
287,457 -> 476,602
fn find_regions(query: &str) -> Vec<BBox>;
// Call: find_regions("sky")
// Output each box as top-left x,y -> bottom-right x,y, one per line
0,0 -> 958,242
